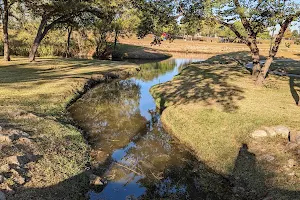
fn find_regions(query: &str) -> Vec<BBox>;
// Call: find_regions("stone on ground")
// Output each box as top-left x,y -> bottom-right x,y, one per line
0,134 -> 12,144
272,126 -> 290,138
290,132 -> 300,144
0,164 -> 10,173
260,154 -> 275,162
251,130 -> 268,138
263,127 -> 277,137
89,174 -> 104,186
5,156 -> 20,166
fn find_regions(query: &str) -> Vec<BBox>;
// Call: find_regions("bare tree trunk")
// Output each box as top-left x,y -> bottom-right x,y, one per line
256,57 -> 273,84
256,17 -> 293,85
242,35 -> 261,78
29,18 -> 51,62
3,0 -> 10,61
66,26 -> 73,58
249,40 -> 261,78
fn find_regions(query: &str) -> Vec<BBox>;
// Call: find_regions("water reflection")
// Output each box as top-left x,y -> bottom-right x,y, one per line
69,58 -> 233,199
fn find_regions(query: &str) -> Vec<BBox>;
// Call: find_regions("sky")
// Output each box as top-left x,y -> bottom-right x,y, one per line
271,21 -> 300,35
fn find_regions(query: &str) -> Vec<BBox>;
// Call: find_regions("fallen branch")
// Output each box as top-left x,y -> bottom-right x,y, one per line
114,162 -> 143,176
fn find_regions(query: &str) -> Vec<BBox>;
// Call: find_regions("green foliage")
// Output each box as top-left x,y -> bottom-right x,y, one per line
292,30 -> 299,39
135,0 -> 178,37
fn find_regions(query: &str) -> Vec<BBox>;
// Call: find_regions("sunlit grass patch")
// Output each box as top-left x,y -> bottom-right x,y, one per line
0,57 -> 137,198
151,52 -> 300,194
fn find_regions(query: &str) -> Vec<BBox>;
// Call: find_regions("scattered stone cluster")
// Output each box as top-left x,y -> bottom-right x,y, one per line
251,125 -> 300,145
0,125 -> 40,200
251,125 -> 299,176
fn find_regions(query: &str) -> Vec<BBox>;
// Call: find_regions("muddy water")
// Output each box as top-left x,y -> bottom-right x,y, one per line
69,58 -> 233,200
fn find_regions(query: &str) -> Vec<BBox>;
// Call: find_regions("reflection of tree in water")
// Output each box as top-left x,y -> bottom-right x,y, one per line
135,59 -> 198,82
69,80 -> 148,155
135,59 -> 177,81
104,123 -> 233,199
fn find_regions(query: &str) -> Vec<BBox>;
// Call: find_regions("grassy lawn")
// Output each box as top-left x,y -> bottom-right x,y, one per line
120,36 -> 300,60
151,52 -> 300,198
113,43 -> 171,60
0,57 -> 137,199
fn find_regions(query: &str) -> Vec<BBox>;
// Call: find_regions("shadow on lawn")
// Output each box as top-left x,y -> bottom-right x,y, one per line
6,143 -> 300,200
289,77 -> 300,106
0,58 -> 137,84
152,52 -> 252,112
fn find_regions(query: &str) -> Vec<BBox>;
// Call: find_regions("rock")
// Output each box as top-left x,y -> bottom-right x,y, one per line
10,169 -> 25,185
263,127 -> 277,137
286,142 -> 298,150
0,191 -> 6,200
0,134 -> 12,143
6,156 -> 20,166
8,129 -> 29,139
17,112 -> 38,119
251,130 -> 268,138
17,137 -> 33,146
261,154 -> 275,162
289,131 -> 300,143
89,174 -> 104,186
0,164 -> 10,172
13,175 -> 25,185
0,175 -> 5,184
0,126 -> 3,132
273,126 -> 290,138
287,159 -> 296,168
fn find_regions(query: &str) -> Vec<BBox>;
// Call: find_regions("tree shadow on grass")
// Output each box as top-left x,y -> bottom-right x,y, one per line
152,52 -> 251,112
289,77 -> 300,106
0,58 -> 138,84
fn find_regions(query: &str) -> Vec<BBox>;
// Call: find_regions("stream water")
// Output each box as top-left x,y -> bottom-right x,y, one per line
68,58 -> 232,200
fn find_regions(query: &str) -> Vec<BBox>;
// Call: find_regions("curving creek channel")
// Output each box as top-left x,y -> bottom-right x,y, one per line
68,58 -> 234,200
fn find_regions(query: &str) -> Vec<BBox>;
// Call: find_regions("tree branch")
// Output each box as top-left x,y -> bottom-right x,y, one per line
215,18 -> 248,44
270,14 -> 298,57
233,0 -> 256,37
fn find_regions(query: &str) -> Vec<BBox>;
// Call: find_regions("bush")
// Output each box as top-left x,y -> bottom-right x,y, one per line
294,39 -> 300,45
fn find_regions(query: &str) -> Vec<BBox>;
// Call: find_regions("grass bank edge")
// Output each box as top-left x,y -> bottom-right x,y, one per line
150,52 -> 300,176
0,58 -> 139,198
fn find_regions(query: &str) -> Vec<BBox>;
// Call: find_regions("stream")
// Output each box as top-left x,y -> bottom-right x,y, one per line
68,58 -> 232,200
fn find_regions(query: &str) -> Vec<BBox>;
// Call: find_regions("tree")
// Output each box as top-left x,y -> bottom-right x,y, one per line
0,0 -> 16,61
24,0 -> 105,61
182,0 -> 300,84
134,0 -> 178,38
292,30 -> 299,39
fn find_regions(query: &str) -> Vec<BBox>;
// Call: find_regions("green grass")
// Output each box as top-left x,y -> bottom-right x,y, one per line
151,52 -> 300,198
113,43 -> 171,60
0,57 -> 137,199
